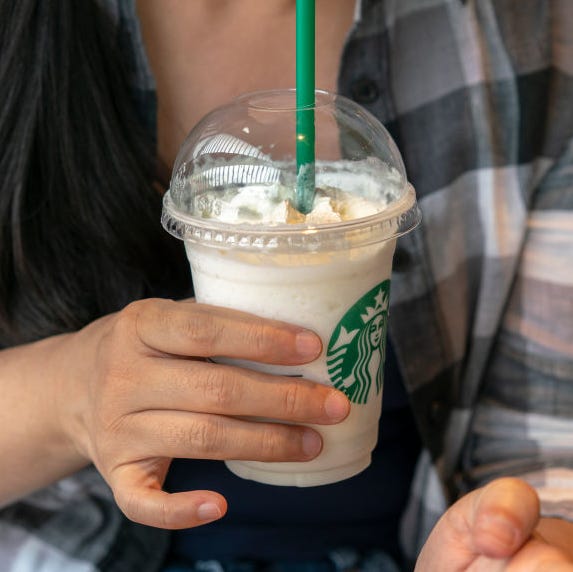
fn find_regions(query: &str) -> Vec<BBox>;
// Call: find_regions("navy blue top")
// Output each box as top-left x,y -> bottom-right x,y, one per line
165,337 -> 420,563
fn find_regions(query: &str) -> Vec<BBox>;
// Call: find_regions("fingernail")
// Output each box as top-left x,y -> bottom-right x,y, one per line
479,514 -> 520,549
324,391 -> 350,421
197,502 -> 222,522
295,331 -> 322,360
302,430 -> 322,458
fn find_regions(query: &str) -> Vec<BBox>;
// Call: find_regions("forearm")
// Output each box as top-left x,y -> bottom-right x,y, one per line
0,334 -> 89,508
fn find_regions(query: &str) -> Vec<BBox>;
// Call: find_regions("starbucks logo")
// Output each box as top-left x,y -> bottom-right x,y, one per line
327,281 -> 390,404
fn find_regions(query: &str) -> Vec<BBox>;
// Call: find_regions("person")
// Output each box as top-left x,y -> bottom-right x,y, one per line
0,0 -> 572,571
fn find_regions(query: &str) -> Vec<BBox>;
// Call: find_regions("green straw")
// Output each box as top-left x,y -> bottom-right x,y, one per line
295,0 -> 316,215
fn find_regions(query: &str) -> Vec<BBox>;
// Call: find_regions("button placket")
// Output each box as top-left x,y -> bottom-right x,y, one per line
350,78 -> 380,104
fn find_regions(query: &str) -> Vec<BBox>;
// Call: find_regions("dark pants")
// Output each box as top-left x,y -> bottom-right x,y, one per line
162,549 -> 402,572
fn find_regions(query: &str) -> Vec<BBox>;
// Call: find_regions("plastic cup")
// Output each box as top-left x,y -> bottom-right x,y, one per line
161,89 -> 421,487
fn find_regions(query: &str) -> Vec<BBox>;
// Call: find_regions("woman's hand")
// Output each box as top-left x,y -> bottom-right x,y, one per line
60,298 -> 350,529
416,477 -> 573,571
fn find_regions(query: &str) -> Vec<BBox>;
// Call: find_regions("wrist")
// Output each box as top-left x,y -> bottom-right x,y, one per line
50,326 -> 100,465
38,332 -> 91,467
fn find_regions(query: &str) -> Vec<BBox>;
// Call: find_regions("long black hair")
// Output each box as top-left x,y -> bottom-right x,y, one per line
0,0 -> 190,346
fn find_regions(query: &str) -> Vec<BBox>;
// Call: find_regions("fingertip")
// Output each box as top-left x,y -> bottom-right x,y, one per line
324,390 -> 350,422
197,502 -> 223,522
473,478 -> 540,558
198,490 -> 228,522
302,429 -> 323,458
295,330 -> 322,361
174,491 -> 228,528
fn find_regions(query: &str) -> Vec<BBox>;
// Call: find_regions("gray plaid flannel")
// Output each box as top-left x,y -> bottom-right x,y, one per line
1,0 -> 572,569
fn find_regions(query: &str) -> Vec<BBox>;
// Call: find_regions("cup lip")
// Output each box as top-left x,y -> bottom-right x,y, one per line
233,88 -> 335,112
161,183 -> 421,252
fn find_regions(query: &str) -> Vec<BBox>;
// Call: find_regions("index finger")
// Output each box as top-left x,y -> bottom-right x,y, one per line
133,298 -> 322,364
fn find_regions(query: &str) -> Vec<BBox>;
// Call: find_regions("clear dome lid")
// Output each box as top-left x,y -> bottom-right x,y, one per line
162,89 -> 420,252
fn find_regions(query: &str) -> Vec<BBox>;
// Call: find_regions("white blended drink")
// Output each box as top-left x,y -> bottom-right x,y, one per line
162,90 -> 420,487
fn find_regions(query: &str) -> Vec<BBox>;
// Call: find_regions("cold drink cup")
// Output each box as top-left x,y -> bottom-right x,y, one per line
162,90 -> 420,487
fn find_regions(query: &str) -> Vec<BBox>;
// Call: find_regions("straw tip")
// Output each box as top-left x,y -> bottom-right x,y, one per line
296,162 -> 316,215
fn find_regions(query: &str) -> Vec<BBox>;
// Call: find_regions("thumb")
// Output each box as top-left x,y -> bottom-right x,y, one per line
110,461 -> 228,529
471,477 -> 541,559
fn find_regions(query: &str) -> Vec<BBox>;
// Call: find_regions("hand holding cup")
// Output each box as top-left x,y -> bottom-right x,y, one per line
61,298 -> 350,529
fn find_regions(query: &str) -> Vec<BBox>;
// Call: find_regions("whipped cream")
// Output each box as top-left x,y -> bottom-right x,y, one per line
211,184 -> 382,225
196,160 -> 403,225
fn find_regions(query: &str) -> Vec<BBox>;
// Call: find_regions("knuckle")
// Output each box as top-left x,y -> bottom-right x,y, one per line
116,486 -> 171,529
104,302 -> 148,352
186,416 -> 224,457
159,497 -> 176,529
243,322 -> 273,356
115,487 -> 140,523
281,383 -> 303,418
116,486 -> 177,529
177,309 -> 221,354
114,300 -> 147,335
258,425 -> 290,460
203,371 -> 238,411
117,297 -> 170,344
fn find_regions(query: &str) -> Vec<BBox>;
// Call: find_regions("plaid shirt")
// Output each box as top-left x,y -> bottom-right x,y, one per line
1,0 -> 572,569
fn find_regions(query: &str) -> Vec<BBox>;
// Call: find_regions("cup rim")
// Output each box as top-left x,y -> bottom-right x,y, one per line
232,88 -> 336,112
161,183 -> 421,252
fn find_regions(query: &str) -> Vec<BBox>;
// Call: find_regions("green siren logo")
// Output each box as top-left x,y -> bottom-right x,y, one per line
327,281 -> 390,404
